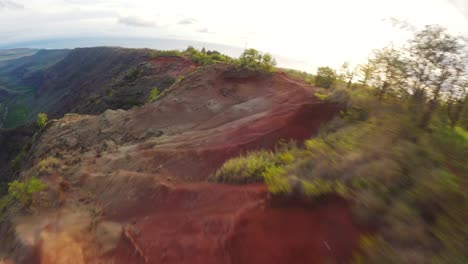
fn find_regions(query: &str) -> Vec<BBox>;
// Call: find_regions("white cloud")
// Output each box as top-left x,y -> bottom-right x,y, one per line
118,16 -> 155,27
0,0 -> 467,71
0,0 -> 23,10
178,17 -> 196,25
197,27 -> 211,33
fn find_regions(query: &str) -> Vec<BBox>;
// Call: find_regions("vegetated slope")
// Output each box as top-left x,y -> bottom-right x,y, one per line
0,49 -> 70,93
0,47 -> 197,128
0,124 -> 36,193
0,64 -> 361,264
0,49 -> 70,128
33,47 -> 197,118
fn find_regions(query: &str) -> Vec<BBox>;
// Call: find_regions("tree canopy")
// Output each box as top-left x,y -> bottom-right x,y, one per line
238,48 -> 277,72
315,66 -> 337,88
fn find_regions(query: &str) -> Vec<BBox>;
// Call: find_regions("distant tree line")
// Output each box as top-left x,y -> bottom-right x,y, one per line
314,25 -> 468,129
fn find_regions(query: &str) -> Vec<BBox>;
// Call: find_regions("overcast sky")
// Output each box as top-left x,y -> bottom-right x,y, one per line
0,0 -> 467,70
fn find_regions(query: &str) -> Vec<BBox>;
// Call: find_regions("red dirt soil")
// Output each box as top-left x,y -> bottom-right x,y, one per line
24,64 -> 362,264
106,184 -> 360,264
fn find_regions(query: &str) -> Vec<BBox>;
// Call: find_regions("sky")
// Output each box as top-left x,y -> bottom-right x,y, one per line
0,0 -> 467,71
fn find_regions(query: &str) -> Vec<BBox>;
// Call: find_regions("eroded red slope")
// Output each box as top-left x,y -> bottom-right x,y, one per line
106,183 -> 360,264
13,64 -> 362,264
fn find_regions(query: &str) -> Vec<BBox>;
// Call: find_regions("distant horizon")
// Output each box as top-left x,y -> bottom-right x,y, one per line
0,37 -> 314,72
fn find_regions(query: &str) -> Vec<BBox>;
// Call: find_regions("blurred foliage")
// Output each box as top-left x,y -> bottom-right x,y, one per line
214,84 -> 467,262
283,69 -> 315,85
315,66 -> 337,88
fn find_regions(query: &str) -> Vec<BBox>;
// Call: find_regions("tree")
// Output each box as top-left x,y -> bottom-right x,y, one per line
370,47 -> 408,99
238,49 -> 276,72
37,113 -> 48,128
260,53 -> 277,72
315,66 -> 336,88
406,25 -> 467,128
201,47 -> 206,54
239,49 -> 261,68
185,46 -> 196,53
206,50 -> 220,56
356,58 -> 376,87
446,81 -> 467,128
339,62 -> 356,89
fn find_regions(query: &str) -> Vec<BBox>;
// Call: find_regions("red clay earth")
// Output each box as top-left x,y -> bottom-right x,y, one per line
23,64 -> 362,264
106,184 -> 360,264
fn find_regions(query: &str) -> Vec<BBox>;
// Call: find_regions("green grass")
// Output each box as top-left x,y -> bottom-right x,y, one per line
212,151 -> 277,184
37,157 -> 62,176
455,126 -> 468,140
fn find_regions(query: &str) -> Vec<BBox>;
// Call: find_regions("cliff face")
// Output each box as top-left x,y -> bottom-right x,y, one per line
40,49 -> 197,117
0,124 -> 36,194
0,62 -> 362,264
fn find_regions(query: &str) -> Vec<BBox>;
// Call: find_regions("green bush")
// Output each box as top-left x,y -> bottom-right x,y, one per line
315,66 -> 337,88
8,177 -> 45,207
213,146 -> 299,185
37,157 -> 61,176
301,179 -> 347,197
263,166 -> 290,194
185,46 -> 231,66
212,151 -> 276,184
238,49 -> 277,72
124,66 -> 141,82
146,87 -> 160,103
37,113 -> 48,128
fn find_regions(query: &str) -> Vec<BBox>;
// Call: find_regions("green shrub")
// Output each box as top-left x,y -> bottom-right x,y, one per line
8,177 -> 45,207
263,166 -> 290,194
185,46 -> 231,66
314,92 -> 328,101
37,157 -> 61,176
124,67 -> 141,82
213,151 -> 276,184
301,179 -> 347,197
238,49 -> 277,72
146,87 -> 160,103
37,113 -> 48,128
